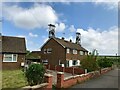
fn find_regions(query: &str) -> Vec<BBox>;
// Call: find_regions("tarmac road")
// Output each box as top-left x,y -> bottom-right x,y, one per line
70,68 -> 119,89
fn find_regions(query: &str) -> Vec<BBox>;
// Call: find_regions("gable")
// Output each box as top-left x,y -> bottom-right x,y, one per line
41,38 -> 65,50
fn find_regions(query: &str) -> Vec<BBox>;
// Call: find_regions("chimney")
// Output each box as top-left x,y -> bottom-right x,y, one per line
76,32 -> 81,45
48,24 -> 56,38
70,39 -> 72,42
62,37 -> 64,40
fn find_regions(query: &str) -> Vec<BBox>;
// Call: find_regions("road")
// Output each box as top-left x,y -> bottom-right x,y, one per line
70,68 -> 119,89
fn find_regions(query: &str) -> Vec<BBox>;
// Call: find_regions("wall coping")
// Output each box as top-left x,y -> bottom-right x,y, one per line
64,76 -> 73,80
79,74 -> 85,77
44,73 -> 53,77
73,75 -> 80,78
57,72 -> 64,74
22,83 -> 48,89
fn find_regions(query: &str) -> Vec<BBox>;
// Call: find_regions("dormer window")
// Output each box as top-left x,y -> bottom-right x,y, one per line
66,48 -> 70,53
73,50 -> 77,54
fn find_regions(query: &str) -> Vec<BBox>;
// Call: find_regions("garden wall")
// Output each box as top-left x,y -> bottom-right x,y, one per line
44,64 -> 85,75
56,67 -> 112,88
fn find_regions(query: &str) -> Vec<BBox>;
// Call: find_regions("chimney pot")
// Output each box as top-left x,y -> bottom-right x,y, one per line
62,37 -> 64,40
70,39 -> 72,42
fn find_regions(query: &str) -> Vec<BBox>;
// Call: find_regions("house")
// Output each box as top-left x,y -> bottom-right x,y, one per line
0,36 -> 26,70
26,51 -> 41,64
40,24 -> 88,67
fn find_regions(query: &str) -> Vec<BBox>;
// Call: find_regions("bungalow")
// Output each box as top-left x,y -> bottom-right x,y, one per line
0,36 -> 26,70
26,51 -> 41,64
41,24 -> 88,67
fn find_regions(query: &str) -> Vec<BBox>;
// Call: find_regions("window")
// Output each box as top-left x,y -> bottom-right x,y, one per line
66,48 -> 70,53
73,50 -> 77,54
72,60 -> 77,65
44,49 -> 47,54
3,54 -> 17,62
47,48 -> 52,53
80,51 -> 84,55
42,59 -> 48,64
85,52 -> 88,55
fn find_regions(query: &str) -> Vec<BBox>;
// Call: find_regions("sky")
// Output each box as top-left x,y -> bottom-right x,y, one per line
1,1 -> 118,55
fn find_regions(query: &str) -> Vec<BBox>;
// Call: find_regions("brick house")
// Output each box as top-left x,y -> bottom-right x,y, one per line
40,24 -> 88,67
41,37 -> 88,67
0,36 -> 26,70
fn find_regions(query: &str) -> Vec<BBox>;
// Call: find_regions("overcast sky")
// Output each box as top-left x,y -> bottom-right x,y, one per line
1,1 -> 118,55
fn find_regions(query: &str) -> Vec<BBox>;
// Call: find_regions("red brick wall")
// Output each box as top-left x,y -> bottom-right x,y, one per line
74,68 -> 85,74
64,67 -> 73,74
1,54 -> 25,70
41,39 -> 66,66
56,65 -> 64,72
56,67 -> 112,88
45,64 -> 85,75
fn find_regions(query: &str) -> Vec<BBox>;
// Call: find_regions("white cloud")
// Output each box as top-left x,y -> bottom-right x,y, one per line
76,26 -> 118,55
3,3 -> 58,30
69,25 -> 76,32
55,22 -> 66,32
29,32 -> 38,37
92,0 -> 118,10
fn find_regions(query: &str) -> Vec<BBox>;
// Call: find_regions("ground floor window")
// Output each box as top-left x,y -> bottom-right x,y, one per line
72,60 -> 77,65
3,54 -> 17,62
42,59 -> 48,64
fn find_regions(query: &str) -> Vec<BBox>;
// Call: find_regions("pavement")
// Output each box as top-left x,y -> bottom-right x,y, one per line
70,68 -> 119,89
45,69 -> 74,85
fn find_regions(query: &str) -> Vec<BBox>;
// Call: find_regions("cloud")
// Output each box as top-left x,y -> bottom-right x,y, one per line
69,25 -> 76,32
3,3 -> 58,30
55,22 -> 66,32
92,0 -> 118,10
76,26 -> 118,55
29,32 -> 38,37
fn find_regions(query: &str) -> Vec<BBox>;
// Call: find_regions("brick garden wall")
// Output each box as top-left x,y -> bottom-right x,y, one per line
56,67 -> 112,88
21,67 -> 112,89
44,64 -> 85,75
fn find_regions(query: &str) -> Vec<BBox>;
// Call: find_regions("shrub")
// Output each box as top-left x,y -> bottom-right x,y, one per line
81,49 -> 99,72
25,63 -> 45,86
97,57 -> 113,68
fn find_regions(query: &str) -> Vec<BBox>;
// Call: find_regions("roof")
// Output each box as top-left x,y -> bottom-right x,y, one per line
26,51 -> 41,60
41,37 -> 88,52
1,36 -> 26,53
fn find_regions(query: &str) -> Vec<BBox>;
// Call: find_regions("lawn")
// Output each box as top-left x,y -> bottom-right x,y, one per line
2,70 -> 28,89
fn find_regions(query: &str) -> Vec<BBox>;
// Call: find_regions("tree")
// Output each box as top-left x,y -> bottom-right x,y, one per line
97,57 -> 113,68
25,63 -> 45,86
81,49 -> 99,72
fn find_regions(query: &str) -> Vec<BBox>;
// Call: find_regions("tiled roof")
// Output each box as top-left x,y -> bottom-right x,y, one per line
1,36 -> 26,53
54,38 -> 88,52
26,51 -> 41,60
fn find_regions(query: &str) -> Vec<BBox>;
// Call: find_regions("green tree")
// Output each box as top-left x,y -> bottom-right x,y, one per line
25,63 -> 45,86
97,57 -> 113,68
81,49 -> 99,72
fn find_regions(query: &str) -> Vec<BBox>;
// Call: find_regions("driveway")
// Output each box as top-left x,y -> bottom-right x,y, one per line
46,69 -> 74,85
70,68 -> 119,89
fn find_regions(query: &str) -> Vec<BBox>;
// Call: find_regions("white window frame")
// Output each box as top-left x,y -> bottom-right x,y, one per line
3,54 -> 18,62
80,51 -> 84,55
73,50 -> 77,54
85,52 -> 87,55
44,49 -> 47,54
47,48 -> 52,53
66,48 -> 70,53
